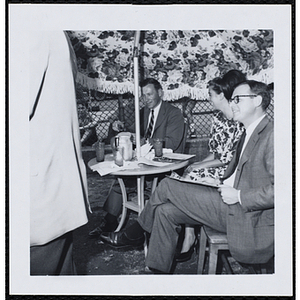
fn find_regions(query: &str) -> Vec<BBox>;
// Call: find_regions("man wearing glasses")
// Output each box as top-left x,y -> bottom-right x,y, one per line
100,80 -> 274,274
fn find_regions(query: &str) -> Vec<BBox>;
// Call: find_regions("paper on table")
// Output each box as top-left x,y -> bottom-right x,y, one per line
140,142 -> 153,157
90,147 -> 177,175
144,148 -> 173,160
90,160 -> 140,176
163,153 -> 195,160
138,157 -> 173,167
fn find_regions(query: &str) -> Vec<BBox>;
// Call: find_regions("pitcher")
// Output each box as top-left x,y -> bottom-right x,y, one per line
116,132 -> 133,161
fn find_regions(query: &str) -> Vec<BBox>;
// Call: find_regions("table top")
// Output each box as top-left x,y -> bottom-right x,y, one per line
88,154 -> 190,176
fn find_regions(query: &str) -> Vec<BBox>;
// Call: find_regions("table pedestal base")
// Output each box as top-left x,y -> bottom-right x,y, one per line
115,176 -> 158,232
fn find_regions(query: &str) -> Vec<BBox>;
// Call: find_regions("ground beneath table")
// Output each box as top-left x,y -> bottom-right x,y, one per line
73,172 -> 272,275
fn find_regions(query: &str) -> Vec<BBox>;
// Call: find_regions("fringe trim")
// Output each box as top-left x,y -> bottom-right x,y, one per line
76,72 -> 134,95
76,70 -> 272,101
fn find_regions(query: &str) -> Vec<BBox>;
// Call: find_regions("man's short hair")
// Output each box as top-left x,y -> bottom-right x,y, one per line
235,80 -> 271,111
140,78 -> 162,91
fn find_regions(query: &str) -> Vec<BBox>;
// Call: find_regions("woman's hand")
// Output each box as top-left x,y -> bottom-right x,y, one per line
184,161 -> 207,173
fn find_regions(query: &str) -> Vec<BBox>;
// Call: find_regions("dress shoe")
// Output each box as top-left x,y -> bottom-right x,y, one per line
176,238 -> 198,263
100,231 -> 145,249
89,221 -> 118,238
88,226 -> 103,237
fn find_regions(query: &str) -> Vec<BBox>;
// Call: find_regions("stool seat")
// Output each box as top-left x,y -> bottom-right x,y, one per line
204,227 -> 227,244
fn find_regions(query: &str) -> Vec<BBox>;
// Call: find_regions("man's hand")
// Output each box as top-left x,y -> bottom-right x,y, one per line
218,185 -> 240,205
140,137 -> 146,146
130,134 -> 146,146
112,120 -> 125,132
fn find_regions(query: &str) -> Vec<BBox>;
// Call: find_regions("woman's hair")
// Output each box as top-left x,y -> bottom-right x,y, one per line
222,70 -> 247,100
207,77 -> 224,95
208,69 -> 247,100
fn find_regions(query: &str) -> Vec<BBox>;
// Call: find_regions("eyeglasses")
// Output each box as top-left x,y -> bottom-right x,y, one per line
229,95 -> 257,104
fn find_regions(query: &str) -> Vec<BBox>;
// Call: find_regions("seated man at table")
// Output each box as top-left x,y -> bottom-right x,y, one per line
89,78 -> 185,236
100,80 -> 274,274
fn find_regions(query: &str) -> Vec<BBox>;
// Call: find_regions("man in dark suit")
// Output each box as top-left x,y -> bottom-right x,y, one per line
100,80 -> 274,274
89,78 -> 185,236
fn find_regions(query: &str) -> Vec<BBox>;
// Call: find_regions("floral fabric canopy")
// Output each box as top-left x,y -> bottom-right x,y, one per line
67,30 -> 273,101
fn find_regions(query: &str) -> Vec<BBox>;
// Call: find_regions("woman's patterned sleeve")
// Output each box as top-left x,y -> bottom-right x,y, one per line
208,114 -> 218,154
218,122 -> 244,164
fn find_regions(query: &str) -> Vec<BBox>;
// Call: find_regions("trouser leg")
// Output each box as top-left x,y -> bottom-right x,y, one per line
30,231 -> 75,275
146,202 -> 199,272
103,177 -> 136,217
138,177 -> 227,233
138,177 -> 228,273
103,188 -> 123,217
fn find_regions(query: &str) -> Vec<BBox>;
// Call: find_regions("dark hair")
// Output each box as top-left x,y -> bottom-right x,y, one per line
267,82 -> 274,92
208,69 -> 246,100
235,80 -> 271,111
207,77 -> 224,95
222,70 -> 247,100
140,78 -> 162,91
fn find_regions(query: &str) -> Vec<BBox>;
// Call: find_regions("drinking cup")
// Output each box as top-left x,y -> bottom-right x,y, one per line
153,138 -> 164,157
96,141 -> 105,162
114,147 -> 124,167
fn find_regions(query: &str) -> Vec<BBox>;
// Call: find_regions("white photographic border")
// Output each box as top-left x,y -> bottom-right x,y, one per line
8,3 -> 293,297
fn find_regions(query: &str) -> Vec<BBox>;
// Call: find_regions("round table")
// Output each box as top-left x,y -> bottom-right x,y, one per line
88,154 -> 190,232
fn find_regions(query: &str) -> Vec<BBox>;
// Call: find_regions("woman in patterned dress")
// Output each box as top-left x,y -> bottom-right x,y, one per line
185,108 -> 244,181
177,70 -> 246,262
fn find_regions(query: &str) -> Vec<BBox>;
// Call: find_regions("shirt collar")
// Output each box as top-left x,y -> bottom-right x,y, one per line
245,114 -> 266,137
152,100 -> 162,114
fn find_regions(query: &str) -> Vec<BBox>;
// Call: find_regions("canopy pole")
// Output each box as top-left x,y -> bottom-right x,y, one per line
133,31 -> 141,159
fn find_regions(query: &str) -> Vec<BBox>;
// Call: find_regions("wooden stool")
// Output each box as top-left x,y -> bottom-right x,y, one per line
197,225 -> 273,274
197,225 -> 232,274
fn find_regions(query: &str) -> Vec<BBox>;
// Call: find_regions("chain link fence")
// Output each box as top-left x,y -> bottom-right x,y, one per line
76,83 -> 274,148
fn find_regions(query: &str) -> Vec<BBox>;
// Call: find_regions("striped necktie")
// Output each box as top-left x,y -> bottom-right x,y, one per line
145,109 -> 154,139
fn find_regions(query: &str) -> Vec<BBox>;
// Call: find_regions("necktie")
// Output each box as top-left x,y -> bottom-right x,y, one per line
145,110 -> 154,139
223,131 -> 246,180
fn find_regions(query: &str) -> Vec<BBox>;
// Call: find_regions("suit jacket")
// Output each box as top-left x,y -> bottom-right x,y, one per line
30,31 -> 90,246
223,116 -> 274,264
138,101 -> 185,153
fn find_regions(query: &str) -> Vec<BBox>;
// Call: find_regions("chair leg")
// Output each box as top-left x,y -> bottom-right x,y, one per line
197,226 -> 207,274
220,252 -> 233,274
248,264 -> 268,274
151,177 -> 158,194
261,266 -> 267,274
208,245 -> 219,274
